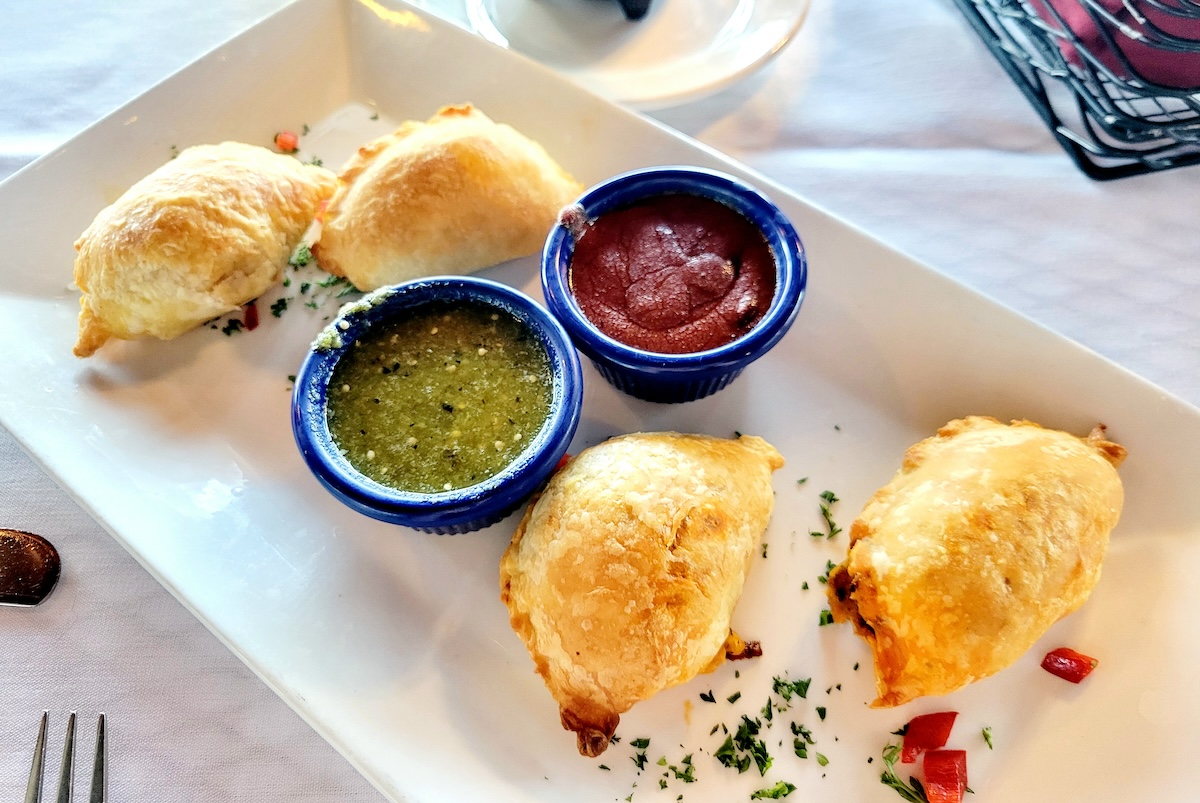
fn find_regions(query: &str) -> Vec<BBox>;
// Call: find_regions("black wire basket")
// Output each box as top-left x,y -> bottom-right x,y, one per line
953,0 -> 1200,179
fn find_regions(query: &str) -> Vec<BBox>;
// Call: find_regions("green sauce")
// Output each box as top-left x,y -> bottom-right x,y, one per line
326,300 -> 553,493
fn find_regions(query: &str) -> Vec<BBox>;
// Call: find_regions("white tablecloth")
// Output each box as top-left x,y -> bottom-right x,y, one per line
2,0 -> 1197,800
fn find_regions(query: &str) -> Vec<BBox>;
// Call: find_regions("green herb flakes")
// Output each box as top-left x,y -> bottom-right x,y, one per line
880,742 -> 929,803
772,676 -> 811,703
816,752 -> 829,767
750,781 -> 796,800
221,319 -> 243,336
727,691 -> 742,704
818,490 -> 842,539
816,707 -> 826,721
700,691 -> 715,703
270,298 -> 290,318
818,609 -> 834,626
982,726 -> 994,749
289,244 -> 313,268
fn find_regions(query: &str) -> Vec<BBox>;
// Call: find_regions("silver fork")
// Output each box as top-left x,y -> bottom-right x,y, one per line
24,712 -> 106,803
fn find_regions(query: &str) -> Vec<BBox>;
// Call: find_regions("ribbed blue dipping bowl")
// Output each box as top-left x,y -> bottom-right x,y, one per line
291,277 -> 583,534
542,166 -> 807,404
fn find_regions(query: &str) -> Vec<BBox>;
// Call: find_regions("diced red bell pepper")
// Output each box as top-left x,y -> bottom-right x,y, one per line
274,130 -> 300,153
1041,647 -> 1098,683
923,749 -> 968,803
243,300 -> 259,331
900,711 -> 958,763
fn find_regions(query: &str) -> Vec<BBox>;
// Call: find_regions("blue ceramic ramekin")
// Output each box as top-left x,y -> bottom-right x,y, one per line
291,277 -> 583,534
541,166 -> 806,404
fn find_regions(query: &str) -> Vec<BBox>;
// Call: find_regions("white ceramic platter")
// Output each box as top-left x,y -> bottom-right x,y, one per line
1,1 -> 1198,800
409,0 -> 811,109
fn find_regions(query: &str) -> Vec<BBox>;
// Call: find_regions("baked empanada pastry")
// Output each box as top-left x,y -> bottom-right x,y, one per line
73,142 -> 336,357
500,431 -> 783,757
828,416 -> 1126,707
312,104 -> 582,291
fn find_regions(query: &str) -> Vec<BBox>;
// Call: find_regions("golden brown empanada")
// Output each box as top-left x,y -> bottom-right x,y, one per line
72,142 -> 336,357
312,104 -> 582,291
828,416 -> 1126,707
499,431 -> 783,757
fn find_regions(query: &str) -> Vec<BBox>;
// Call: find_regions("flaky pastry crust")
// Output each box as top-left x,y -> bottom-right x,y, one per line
828,416 -> 1126,707
72,142 -> 335,357
312,104 -> 582,291
499,432 -> 783,757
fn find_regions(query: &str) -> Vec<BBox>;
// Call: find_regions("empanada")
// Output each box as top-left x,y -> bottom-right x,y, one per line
73,141 -> 336,357
499,431 -> 783,757
312,104 -> 582,291
828,416 -> 1126,707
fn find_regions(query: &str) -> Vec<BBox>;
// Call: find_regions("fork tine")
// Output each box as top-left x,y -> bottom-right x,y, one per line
88,714 -> 106,803
54,712 -> 75,803
23,711 -> 49,803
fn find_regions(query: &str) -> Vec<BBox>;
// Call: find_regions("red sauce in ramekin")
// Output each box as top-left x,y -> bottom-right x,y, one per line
567,194 -> 776,354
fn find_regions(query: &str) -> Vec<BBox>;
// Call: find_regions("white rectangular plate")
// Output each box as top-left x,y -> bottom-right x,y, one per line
2,1 -> 1198,800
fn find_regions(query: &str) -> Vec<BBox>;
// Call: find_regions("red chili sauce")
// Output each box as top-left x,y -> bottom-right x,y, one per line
567,194 -> 776,354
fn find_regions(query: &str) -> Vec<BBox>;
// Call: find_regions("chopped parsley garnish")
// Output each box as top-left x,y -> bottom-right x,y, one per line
714,715 -> 771,776
761,698 -> 774,721
791,722 -> 814,759
700,691 -> 715,703
169,144 -> 180,159
300,282 -> 311,294
772,676 -> 811,703
630,738 -> 650,749
750,781 -> 796,799
270,298 -> 290,318
668,755 -> 695,783
727,691 -> 742,704
305,300 -> 319,309
816,752 -> 829,766
221,319 -> 244,336
816,707 -> 827,721
734,430 -> 743,438
854,662 -> 859,671
369,111 -> 380,120
287,374 -> 296,383
762,542 -> 769,558
801,581 -> 809,590
818,490 -> 843,538
982,726 -> 994,749
632,751 -> 648,771
301,123 -> 311,135
818,609 -> 835,626
817,559 -> 837,584
305,156 -> 324,167
797,477 -> 808,485
880,742 -> 929,802
289,244 -> 313,268
598,764 -> 610,771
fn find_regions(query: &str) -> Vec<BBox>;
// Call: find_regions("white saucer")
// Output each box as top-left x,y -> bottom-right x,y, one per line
413,0 -> 812,110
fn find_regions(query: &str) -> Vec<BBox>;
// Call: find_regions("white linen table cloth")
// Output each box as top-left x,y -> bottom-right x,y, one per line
2,0 -> 1197,800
